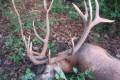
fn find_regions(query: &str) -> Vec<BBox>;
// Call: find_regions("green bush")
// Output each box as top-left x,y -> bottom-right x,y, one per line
9,48 -> 24,64
65,67 -> 95,80
51,0 -> 65,13
100,0 -> 120,19
22,68 -> 36,80
67,10 -> 79,20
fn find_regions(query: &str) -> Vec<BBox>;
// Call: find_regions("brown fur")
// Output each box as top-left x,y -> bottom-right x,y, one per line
71,43 -> 120,80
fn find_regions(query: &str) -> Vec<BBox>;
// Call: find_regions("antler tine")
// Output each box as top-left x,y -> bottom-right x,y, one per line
72,0 -> 88,23
33,20 -> 45,42
93,0 -> 114,24
26,41 -> 48,65
38,0 -> 54,56
73,0 -> 114,54
12,0 -> 25,42
84,0 -> 88,21
43,0 -> 47,11
88,0 -> 93,22
47,0 -> 54,12
32,0 -> 54,57
23,35 -> 48,64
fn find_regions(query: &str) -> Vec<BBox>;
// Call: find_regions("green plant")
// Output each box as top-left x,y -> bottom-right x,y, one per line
55,67 -> 67,80
116,31 -> 120,36
67,10 -> 78,20
5,36 -> 23,50
84,69 -> 95,80
23,12 -> 39,29
101,0 -> 120,19
9,48 -> 24,64
32,38 -> 42,45
22,68 -> 36,80
7,11 -> 37,32
0,0 -> 10,16
66,67 -> 95,80
5,36 -> 24,64
48,41 -> 57,54
51,0 -> 65,13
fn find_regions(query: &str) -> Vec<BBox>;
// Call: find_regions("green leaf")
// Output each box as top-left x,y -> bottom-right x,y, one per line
68,10 -> 78,20
55,73 -> 60,80
85,70 -> 95,80
79,73 -> 85,80
73,67 -> 78,74
22,68 -> 35,80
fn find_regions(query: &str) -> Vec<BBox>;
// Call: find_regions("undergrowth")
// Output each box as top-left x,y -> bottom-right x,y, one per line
22,68 -> 36,80
55,67 -> 95,80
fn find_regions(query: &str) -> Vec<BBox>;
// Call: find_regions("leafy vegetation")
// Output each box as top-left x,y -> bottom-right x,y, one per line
51,0 -> 65,13
22,68 -> 36,80
5,36 -> 23,50
51,0 -> 79,20
48,41 -> 57,54
5,35 -> 25,64
55,68 -> 67,80
55,67 -> 95,80
9,47 -> 24,64
99,0 -> 120,19
67,10 -> 79,20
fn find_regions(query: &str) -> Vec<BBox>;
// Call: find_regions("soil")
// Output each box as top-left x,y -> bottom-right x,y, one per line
0,1 -> 120,80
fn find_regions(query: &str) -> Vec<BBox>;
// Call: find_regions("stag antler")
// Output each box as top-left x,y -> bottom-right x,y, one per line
12,0 -> 114,65
72,0 -> 114,54
49,0 -> 114,64
12,0 -> 54,64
